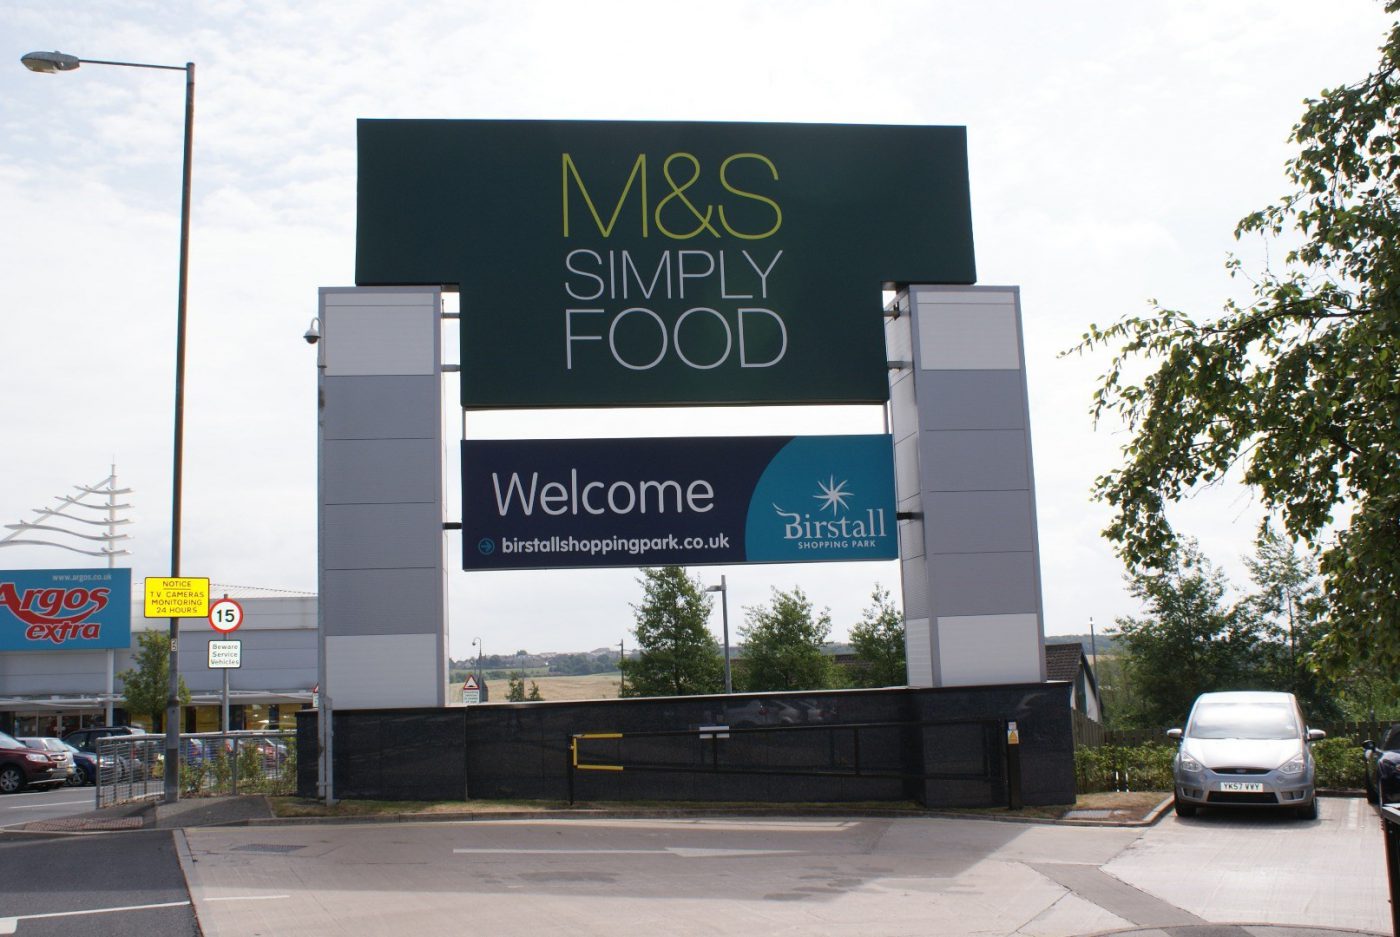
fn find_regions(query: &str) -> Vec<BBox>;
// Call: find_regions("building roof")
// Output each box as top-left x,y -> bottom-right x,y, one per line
1044,642 -> 1085,682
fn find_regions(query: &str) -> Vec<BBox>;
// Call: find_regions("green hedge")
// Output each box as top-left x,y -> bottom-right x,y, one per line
1075,742 -> 1175,793
1312,737 -> 1365,788
1076,737 -> 1367,793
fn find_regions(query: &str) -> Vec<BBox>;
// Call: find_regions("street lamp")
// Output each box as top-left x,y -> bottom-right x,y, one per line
705,576 -> 732,694
472,637 -> 483,700
22,49 -> 196,806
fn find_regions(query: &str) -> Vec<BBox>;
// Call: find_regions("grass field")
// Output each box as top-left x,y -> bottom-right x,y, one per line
448,672 -> 621,703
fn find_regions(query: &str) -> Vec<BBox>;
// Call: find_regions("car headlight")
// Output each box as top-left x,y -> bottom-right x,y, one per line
25,753 -> 47,763
1178,754 -> 1203,773
1278,755 -> 1306,775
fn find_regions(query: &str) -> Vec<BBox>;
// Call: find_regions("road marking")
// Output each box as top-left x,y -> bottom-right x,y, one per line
6,799 -> 93,810
207,894 -> 292,902
0,900 -> 190,934
452,847 -> 801,858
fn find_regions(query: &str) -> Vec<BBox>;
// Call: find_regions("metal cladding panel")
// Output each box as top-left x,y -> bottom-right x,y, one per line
915,291 -> 1021,371
935,613 -> 1043,687
928,552 -> 1039,618
322,439 -> 441,504
178,631 -> 317,692
325,634 -> 440,709
889,285 -> 1046,688
321,290 -> 439,377
920,429 -> 1030,492
321,376 -> 440,440
321,503 -> 443,571
317,286 -> 447,709
321,569 -> 444,637
915,370 -> 1027,431
922,490 -> 1035,557
902,617 -> 934,687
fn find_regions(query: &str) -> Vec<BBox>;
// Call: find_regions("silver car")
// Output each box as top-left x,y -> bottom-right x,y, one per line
1168,690 -> 1325,820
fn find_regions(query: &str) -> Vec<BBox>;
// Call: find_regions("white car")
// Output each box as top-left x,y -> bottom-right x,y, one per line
1168,690 -> 1324,819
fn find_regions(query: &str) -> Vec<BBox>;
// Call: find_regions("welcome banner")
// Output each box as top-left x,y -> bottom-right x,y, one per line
462,435 -> 897,571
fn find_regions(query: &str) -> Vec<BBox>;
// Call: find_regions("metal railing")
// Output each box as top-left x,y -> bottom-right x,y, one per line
96,730 -> 296,807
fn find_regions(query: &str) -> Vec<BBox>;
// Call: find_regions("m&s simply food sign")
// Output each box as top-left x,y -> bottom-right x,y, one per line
356,120 -> 976,408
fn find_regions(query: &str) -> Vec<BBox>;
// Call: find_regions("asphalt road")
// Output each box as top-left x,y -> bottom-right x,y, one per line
178,797 -> 1392,937
0,829 -> 197,936
0,785 -> 96,830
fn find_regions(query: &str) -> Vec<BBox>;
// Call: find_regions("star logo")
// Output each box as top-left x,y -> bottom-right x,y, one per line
813,476 -> 853,514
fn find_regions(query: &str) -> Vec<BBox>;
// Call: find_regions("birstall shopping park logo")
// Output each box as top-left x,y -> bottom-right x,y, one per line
0,568 -> 132,651
771,475 -> 891,553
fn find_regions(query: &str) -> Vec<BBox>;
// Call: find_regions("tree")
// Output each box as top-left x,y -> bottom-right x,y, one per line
848,586 -> 906,687
1068,7 -> 1400,673
1110,540 -> 1262,727
736,587 -> 841,692
117,630 -> 190,730
506,674 -> 525,701
620,566 -> 723,697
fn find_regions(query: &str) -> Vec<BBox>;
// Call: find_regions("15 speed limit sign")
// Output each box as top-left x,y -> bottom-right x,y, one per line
209,598 -> 244,634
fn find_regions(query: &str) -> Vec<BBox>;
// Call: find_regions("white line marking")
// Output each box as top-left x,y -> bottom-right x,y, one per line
6,800 -> 93,810
0,899 -> 190,932
207,894 -> 292,902
452,847 -> 802,858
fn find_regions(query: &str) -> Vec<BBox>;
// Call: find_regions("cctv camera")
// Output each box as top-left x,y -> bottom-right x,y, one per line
303,328 -> 320,345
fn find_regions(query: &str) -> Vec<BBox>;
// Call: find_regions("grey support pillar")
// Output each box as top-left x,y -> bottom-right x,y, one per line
889,285 -> 1046,687
318,287 -> 447,709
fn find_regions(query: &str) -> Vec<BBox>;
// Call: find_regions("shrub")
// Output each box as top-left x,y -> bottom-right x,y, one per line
1075,742 -> 1174,793
1312,737 -> 1365,789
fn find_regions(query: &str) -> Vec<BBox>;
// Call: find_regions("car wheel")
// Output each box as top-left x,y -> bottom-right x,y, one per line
1295,797 -> 1318,820
1173,795 -> 1197,818
0,765 -> 24,795
64,770 -> 84,787
1366,777 -> 1379,804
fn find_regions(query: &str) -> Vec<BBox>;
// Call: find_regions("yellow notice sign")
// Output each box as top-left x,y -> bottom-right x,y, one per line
143,577 -> 211,618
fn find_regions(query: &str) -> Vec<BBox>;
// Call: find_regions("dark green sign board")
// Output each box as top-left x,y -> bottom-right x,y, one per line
356,120 -> 975,408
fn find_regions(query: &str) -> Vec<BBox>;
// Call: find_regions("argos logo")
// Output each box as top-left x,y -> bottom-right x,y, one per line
0,582 -> 110,645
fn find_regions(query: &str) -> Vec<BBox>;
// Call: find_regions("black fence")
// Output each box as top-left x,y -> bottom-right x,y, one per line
297,682 -> 1076,808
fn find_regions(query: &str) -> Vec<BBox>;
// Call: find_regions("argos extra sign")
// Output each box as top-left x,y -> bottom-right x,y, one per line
356,120 -> 976,408
0,568 -> 132,651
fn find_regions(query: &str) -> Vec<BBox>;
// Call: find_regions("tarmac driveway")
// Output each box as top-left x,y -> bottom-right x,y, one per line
177,797 -> 1390,937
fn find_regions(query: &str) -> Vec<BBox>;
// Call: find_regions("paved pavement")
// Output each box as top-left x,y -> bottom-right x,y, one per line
164,796 -> 1391,937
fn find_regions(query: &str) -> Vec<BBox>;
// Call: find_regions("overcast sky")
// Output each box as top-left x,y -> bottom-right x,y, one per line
1,2 -> 1390,660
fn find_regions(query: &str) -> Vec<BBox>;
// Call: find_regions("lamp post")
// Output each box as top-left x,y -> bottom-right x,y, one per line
472,637 -> 483,700
22,50 -> 196,805
705,576 -> 732,694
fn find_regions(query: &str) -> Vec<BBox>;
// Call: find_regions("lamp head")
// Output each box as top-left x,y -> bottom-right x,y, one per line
21,51 -> 81,73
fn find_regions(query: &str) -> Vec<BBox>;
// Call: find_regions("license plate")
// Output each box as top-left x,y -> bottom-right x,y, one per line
1219,781 -> 1264,792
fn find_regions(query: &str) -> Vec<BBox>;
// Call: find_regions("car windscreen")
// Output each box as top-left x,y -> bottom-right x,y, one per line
1187,702 -> 1301,740
0,732 -> 28,750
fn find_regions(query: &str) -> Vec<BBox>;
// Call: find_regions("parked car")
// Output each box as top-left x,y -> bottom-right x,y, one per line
63,726 -> 161,779
62,725 -> 144,753
60,740 -> 129,785
1362,724 -> 1400,804
1167,690 -> 1325,819
0,730 -> 67,794
18,737 -> 79,786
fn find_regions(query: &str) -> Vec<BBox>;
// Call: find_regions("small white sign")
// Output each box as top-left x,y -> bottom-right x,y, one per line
208,639 -> 242,669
